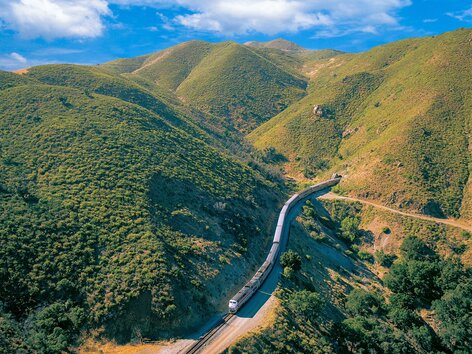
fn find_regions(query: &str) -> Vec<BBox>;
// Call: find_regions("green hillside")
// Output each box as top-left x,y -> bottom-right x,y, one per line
0,74 -> 282,351
175,42 -> 308,132
0,70 -> 36,89
25,64 -> 249,151
99,54 -> 150,75
102,40 -> 309,133
249,28 -> 471,219
26,64 -> 213,140
245,38 -> 306,52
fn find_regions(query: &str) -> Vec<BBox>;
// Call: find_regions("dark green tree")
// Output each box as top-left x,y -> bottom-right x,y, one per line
345,289 -> 382,316
286,290 -> 323,321
339,217 -> 360,242
400,235 -> 435,261
432,282 -> 472,352
280,250 -> 302,271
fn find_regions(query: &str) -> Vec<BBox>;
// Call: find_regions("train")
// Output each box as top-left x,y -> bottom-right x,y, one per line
228,174 -> 342,313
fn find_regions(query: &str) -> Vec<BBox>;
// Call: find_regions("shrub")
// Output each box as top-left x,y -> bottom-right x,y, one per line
345,289 -> 382,316
357,250 -> 373,262
286,290 -> 323,321
432,282 -> 472,352
374,250 -> 396,267
400,235 -> 435,261
280,250 -> 302,271
387,307 -> 420,329
282,266 -> 294,279
340,217 -> 360,242
384,260 -> 441,303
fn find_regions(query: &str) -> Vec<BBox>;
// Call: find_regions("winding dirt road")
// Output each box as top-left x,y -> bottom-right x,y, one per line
319,192 -> 472,232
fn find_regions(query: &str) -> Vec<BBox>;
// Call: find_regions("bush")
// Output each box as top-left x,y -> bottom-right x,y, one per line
286,290 -> 323,321
357,250 -> 373,262
387,307 -> 420,329
384,260 -> 441,303
382,226 -> 391,234
280,250 -> 302,271
282,266 -> 295,279
436,257 -> 465,291
340,217 -> 360,242
374,250 -> 396,267
345,289 -> 382,316
310,231 -> 326,242
400,235 -> 435,261
409,325 -> 435,352
432,282 -> 472,352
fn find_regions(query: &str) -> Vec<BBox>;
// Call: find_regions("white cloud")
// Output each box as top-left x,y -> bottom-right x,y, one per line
0,0 -> 412,39
10,52 -> 27,63
138,0 -> 410,36
0,52 -> 28,70
446,6 -> 472,22
0,0 -> 111,39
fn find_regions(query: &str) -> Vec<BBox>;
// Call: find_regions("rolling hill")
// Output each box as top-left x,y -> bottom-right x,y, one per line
245,38 -> 306,52
249,28 -> 471,220
102,40 -> 310,133
0,71 -> 283,351
1,29 -> 470,353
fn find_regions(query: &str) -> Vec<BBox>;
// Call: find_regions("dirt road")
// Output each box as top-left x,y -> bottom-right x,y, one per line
320,193 -> 472,232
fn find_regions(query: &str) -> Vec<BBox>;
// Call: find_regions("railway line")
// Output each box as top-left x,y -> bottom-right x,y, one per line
181,176 -> 341,354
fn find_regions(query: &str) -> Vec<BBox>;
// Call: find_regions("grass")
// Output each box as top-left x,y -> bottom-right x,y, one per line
175,42 -> 307,133
101,40 -> 310,133
249,28 -> 471,219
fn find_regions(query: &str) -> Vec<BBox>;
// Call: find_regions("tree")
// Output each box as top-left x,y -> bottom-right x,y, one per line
432,282 -> 472,352
384,260 -> 440,303
374,250 -> 396,267
436,257 -> 465,291
345,289 -> 382,316
0,306 -> 29,353
389,293 -> 416,310
286,290 -> 322,321
280,250 -> 302,271
340,217 -> 360,242
400,236 -> 435,261
409,325 -> 435,352
387,307 -> 420,329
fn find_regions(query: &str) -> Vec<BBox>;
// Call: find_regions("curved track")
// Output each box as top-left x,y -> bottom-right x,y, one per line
181,179 -> 341,354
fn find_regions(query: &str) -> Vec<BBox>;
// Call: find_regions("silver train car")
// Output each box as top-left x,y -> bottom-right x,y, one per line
228,175 -> 342,313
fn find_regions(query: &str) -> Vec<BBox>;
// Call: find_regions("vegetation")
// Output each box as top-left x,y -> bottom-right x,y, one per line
2,29 -> 470,352
0,73 -> 282,351
25,64 -> 212,143
175,42 -> 307,133
280,250 -> 302,271
249,28 -> 471,219
102,40 -> 308,133
232,230 -> 471,354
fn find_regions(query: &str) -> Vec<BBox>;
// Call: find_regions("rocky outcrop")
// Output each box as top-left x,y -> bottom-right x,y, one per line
313,104 -> 323,117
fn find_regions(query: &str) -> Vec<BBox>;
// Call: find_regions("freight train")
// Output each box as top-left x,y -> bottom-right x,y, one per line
228,175 -> 342,313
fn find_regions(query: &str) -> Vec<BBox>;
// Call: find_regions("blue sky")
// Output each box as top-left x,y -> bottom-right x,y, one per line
0,0 -> 470,71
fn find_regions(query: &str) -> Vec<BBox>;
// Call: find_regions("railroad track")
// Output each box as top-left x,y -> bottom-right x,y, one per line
182,313 -> 234,354
181,177 -> 341,353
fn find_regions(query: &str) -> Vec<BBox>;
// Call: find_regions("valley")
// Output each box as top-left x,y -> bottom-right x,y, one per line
0,28 -> 470,354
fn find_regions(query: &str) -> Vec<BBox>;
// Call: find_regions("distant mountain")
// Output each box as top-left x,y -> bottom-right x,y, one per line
102,40 -> 312,133
245,38 -> 305,52
249,28 -> 471,220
